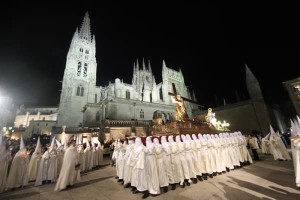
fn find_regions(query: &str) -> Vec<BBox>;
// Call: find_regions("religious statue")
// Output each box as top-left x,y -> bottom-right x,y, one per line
205,108 -> 217,128
168,83 -> 203,122
173,94 -> 189,121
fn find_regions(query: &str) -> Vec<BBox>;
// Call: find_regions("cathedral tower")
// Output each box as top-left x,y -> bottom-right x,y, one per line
57,12 -> 97,127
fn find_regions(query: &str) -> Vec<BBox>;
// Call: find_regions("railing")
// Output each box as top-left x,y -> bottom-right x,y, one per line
105,119 -> 152,127
52,126 -> 100,134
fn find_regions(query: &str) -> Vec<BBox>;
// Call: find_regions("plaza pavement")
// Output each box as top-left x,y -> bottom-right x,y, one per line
0,151 -> 299,200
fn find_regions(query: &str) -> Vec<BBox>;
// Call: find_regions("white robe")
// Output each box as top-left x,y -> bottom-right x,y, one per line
199,136 -> 210,174
27,152 -> 42,181
291,137 -> 300,187
161,139 -> 175,184
130,140 -> 147,192
6,150 -> 29,190
145,142 -> 160,195
54,146 -> 80,191
0,150 -> 12,193
35,150 -> 58,186
123,142 -> 134,185
153,141 -> 169,187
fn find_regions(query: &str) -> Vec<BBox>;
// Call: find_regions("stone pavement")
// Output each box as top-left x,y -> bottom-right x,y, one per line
1,152 -> 299,200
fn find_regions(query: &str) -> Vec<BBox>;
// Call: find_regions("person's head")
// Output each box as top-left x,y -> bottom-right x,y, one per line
69,140 -> 76,147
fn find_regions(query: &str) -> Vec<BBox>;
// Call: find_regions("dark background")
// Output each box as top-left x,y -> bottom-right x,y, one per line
0,2 -> 299,116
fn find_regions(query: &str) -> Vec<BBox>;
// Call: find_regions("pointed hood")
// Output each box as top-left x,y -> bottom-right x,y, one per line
56,139 -> 62,149
34,137 -> 42,154
269,124 -> 276,135
20,135 -> 25,151
49,137 -> 56,153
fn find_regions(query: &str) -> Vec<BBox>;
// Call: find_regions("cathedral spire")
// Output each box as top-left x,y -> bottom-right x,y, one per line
162,59 -> 167,69
136,58 -> 140,70
142,57 -> 146,70
148,60 -> 152,73
79,12 -> 92,42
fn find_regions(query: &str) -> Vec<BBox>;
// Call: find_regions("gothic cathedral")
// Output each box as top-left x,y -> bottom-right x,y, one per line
57,12 -> 199,128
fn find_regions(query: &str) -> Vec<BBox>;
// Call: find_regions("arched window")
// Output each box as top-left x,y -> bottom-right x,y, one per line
83,63 -> 88,77
85,50 -> 89,54
126,90 -> 130,99
140,109 -> 144,119
76,86 -> 80,96
80,87 -> 84,96
77,62 -> 82,76
79,48 -> 83,52
150,93 -> 152,102
159,87 -> 163,100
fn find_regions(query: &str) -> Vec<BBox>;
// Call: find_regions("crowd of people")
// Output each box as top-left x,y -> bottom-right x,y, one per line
111,132 -> 253,199
0,134 -> 104,193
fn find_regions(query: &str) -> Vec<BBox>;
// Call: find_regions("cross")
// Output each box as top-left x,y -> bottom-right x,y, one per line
168,83 -> 204,120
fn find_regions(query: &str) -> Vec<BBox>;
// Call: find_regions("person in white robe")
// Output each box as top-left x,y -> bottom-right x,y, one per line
112,139 -> 120,177
123,138 -> 134,188
28,137 -> 42,182
87,141 -> 94,170
6,136 -> 29,190
153,137 -> 169,193
212,134 -> 226,173
269,133 -> 291,161
261,133 -> 271,154
144,136 -> 160,196
236,132 -> 253,165
56,139 -> 64,175
176,135 -> 191,186
191,134 -> 204,180
35,137 -> 58,186
184,134 -> 199,183
169,135 -> 185,187
290,135 -> 300,187
130,137 -> 148,198
161,136 -> 176,190
116,140 -> 127,183
54,140 -> 80,191
83,142 -> 90,172
76,137 -> 85,173
203,134 -> 217,177
218,133 -> 234,171
229,133 -> 242,167
0,136 -> 12,193
198,133 -> 210,179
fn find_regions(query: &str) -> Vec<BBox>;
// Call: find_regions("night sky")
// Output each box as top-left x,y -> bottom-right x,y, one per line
0,3 -> 300,110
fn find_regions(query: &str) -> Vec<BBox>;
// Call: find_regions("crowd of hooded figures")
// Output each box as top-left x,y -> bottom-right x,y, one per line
261,125 -> 292,161
111,131 -> 253,199
0,134 -> 104,193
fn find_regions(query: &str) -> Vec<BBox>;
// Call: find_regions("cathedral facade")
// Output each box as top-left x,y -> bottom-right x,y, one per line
56,12 -> 199,128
